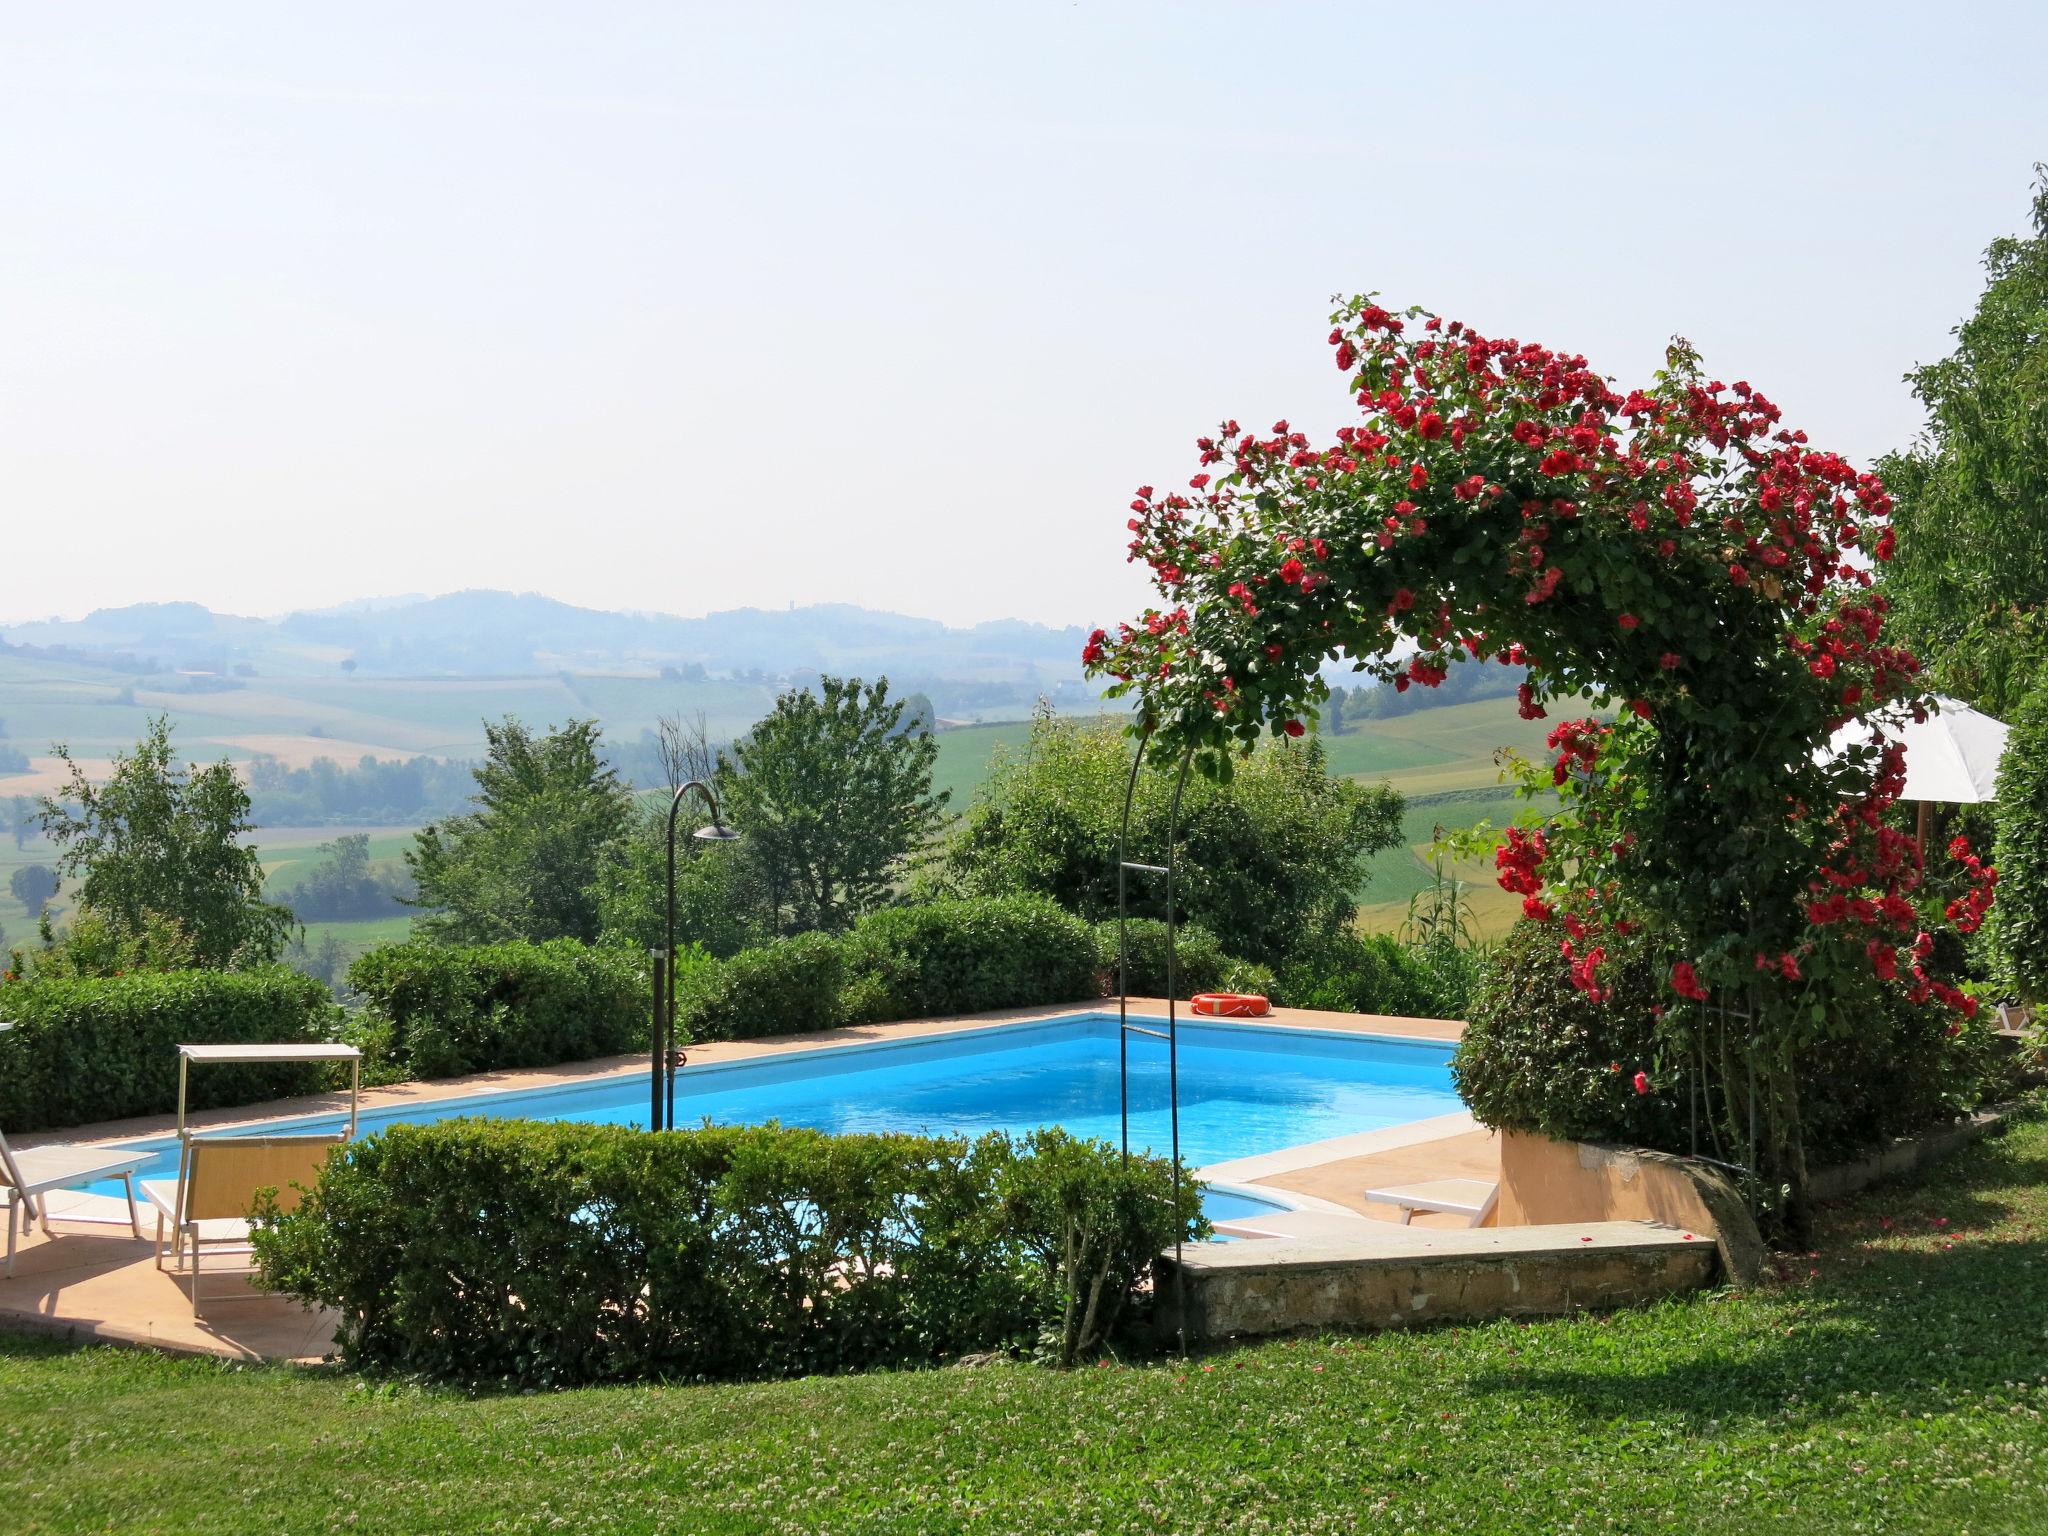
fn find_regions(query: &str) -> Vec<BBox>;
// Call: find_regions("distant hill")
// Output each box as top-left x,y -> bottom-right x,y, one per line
1,591 -> 1104,710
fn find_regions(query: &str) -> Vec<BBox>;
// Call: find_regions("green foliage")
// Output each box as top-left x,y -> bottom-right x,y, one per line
937,706 -> 1403,966
346,939 -> 647,1081
245,752 -> 478,828
282,833 -> 410,921
38,715 -> 292,967
1276,929 -> 1477,1020
1094,918 -> 1276,1002
1455,921 -> 2007,1165
406,717 -> 634,945
677,897 -> 1106,1040
0,966 -> 339,1132
252,1118 -> 1203,1385
1452,922 -> 1688,1147
844,896 -> 1098,1023
1991,679 -> 2048,998
674,931 -> 849,1041
590,804 -> 769,959
1878,168 -> 2048,715
8,863 -> 57,918
6,904 -> 199,983
717,676 -> 949,934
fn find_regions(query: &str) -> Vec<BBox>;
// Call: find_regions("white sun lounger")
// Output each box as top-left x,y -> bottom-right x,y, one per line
1364,1177 -> 1499,1227
0,1125 -> 148,1277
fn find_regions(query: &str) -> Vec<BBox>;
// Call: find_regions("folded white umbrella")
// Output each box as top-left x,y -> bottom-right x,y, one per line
1824,695 -> 2011,804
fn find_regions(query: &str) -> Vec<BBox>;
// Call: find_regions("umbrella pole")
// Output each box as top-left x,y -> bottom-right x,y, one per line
1916,801 -> 1928,867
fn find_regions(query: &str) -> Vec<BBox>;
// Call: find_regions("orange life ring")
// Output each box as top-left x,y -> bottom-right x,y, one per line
1191,992 -> 1271,1018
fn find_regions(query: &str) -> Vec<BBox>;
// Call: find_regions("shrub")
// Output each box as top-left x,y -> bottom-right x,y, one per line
846,896 -> 1097,1022
675,931 -> 848,1041
1452,922 -> 1687,1148
1276,930 -> 1471,1020
0,966 -> 339,1133
252,1118 -> 1205,1386
1992,681 -> 2048,999
1455,921 -> 2008,1165
1093,918 -> 1277,1002
347,940 -> 646,1081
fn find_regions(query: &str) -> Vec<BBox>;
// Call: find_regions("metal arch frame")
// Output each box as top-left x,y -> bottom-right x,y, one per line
1114,721 -> 1197,1356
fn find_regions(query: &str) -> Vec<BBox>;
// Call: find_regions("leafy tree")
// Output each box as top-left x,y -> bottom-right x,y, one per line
9,796 -> 35,850
717,677 -> 948,934
406,717 -> 633,944
1879,168 -> 2048,715
934,706 -> 1403,965
591,809 -> 769,959
36,717 -> 292,967
1990,680 -> 2048,999
286,834 -> 409,921
9,863 -> 59,918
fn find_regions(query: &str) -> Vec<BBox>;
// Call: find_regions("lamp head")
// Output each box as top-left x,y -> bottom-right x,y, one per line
693,821 -> 742,843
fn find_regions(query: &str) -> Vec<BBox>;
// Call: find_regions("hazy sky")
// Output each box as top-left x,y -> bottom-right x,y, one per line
4,4 -> 2044,631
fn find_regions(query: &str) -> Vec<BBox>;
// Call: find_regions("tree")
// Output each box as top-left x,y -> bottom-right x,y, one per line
717,677 -> 948,933
405,717 -> 633,944
9,796 -> 35,850
37,716 -> 292,967
10,863 -> 59,918
592,811 -> 769,959
1878,168 -> 2048,715
1990,680 -> 2048,998
936,705 -> 1402,965
289,834 -> 408,920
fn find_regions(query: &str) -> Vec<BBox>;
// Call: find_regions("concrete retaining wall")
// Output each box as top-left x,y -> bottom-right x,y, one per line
1159,1220 -> 1717,1341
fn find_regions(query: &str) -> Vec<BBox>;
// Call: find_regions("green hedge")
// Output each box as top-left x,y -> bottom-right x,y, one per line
347,940 -> 646,1081
0,967 -> 340,1133
679,896 -> 1099,1042
673,932 -> 848,1042
252,1118 -> 1205,1385
847,896 -> 1098,1023
1093,918 -> 1277,1002
1275,929 -> 1479,1020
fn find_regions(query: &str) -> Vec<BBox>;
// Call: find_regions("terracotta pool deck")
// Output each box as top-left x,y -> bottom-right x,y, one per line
0,998 -> 1485,1362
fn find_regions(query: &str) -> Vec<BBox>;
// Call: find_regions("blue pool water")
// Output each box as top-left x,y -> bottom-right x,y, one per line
85,1013 -> 1461,1219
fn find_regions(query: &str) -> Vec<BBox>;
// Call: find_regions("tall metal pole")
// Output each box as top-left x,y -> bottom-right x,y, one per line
1164,746 -> 1194,1358
1115,722 -> 1153,1163
653,778 -> 738,1133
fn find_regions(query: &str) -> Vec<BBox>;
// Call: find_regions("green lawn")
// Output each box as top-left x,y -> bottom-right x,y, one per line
3,1105 -> 2044,1534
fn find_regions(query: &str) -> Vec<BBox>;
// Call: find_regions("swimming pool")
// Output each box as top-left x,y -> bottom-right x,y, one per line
83,1012 -> 1462,1219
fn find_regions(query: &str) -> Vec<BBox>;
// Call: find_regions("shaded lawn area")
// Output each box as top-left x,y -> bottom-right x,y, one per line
3,1106 -> 2046,1535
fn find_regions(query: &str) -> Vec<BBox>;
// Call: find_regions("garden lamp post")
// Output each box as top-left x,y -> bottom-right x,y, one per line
651,779 -> 741,1131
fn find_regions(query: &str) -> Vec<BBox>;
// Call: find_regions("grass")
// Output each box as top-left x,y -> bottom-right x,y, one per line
3,1104 -> 2044,1534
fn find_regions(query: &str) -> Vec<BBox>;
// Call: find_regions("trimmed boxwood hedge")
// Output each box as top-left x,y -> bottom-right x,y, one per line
252,1117 -> 1206,1385
0,966 -> 340,1133
846,896 -> 1098,1023
677,895 -> 1100,1042
346,939 -> 645,1081
670,931 -> 849,1042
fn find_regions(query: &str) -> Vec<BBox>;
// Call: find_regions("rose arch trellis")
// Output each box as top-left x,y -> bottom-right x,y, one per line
1086,296 -> 1994,1228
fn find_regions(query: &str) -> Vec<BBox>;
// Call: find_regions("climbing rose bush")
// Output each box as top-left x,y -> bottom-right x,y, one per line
1085,296 -> 1990,1211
